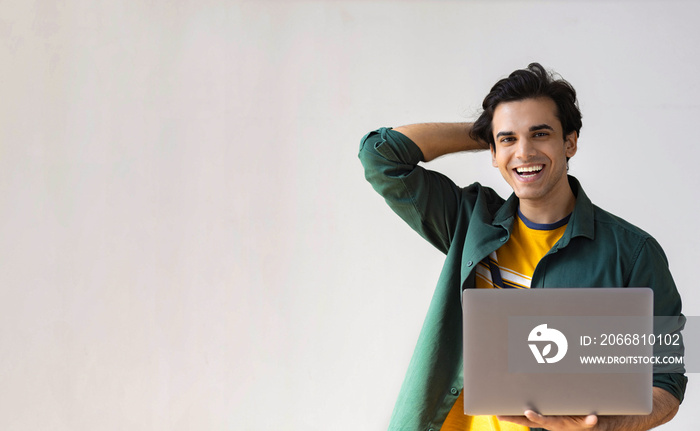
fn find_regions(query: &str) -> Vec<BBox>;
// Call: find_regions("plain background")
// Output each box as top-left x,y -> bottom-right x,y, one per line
0,1 -> 698,429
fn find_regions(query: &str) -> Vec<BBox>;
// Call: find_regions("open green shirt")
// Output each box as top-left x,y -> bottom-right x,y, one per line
359,127 -> 687,431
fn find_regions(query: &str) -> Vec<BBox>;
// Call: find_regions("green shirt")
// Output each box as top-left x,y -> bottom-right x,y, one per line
358,127 -> 687,431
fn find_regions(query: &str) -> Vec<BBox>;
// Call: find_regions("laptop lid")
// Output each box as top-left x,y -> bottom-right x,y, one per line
462,287 -> 653,416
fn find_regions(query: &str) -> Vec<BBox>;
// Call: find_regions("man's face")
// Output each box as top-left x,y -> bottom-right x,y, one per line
490,97 -> 577,207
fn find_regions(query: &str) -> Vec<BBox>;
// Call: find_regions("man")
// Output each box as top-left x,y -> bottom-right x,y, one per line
358,63 -> 686,431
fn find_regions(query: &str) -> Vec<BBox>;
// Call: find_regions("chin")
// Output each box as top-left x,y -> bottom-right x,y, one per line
512,188 -> 544,201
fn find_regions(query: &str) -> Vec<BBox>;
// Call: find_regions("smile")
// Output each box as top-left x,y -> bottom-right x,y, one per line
515,165 -> 544,177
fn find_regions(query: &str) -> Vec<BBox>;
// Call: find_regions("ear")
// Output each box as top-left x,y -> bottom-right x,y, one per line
564,131 -> 578,158
491,145 -> 498,167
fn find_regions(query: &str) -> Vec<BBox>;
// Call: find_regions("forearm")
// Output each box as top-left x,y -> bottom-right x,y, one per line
499,387 -> 680,431
596,387 -> 679,431
393,122 -> 488,162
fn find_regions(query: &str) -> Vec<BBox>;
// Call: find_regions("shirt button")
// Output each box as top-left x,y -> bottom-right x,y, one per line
466,261 -> 473,267
450,387 -> 458,395
500,236 -> 508,242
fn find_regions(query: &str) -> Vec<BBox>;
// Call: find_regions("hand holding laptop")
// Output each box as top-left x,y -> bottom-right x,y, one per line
498,411 -> 598,430
497,386 -> 681,431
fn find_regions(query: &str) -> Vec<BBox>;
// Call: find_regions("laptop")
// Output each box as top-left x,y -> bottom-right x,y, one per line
462,287 -> 654,416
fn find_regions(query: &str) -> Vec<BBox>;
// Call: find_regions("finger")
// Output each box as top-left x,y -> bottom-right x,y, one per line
583,415 -> 598,427
523,410 -> 546,425
496,415 -> 539,427
522,411 -> 598,429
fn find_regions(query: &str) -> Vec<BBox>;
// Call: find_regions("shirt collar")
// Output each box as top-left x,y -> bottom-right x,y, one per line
492,175 -> 595,242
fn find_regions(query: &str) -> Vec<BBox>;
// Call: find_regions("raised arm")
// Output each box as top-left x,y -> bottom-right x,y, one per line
358,124 -> 497,253
393,122 -> 489,162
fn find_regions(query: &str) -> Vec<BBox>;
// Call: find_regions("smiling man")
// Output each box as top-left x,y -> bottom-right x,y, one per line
358,63 -> 686,431
490,98 -> 576,224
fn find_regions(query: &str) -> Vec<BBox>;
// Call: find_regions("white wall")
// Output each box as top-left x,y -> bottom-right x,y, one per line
0,1 -> 697,429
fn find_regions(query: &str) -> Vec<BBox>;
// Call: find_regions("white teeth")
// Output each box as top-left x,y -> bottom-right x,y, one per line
516,165 -> 543,174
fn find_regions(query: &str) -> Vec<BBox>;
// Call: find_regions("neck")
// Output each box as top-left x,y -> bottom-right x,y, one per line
518,182 -> 576,224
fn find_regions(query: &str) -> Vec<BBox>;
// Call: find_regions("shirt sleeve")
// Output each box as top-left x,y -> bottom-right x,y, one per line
626,236 -> 688,403
358,127 -> 465,254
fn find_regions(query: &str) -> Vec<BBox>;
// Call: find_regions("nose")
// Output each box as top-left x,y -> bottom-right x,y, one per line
514,137 -> 537,160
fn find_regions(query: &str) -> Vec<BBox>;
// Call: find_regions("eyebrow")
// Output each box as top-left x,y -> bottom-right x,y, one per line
530,124 -> 554,132
495,123 -> 554,139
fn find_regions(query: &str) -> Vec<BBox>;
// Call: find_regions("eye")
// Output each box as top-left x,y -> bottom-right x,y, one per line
500,136 -> 516,144
533,131 -> 549,138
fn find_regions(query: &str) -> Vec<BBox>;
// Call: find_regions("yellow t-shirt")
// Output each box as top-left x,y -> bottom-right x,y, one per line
442,211 -> 569,430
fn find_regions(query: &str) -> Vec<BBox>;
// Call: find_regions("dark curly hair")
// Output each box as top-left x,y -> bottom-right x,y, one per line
470,63 -> 582,149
